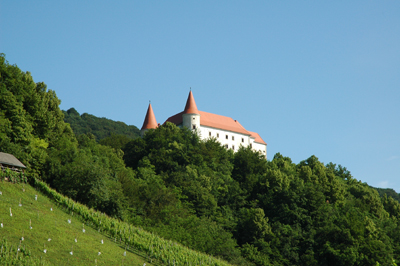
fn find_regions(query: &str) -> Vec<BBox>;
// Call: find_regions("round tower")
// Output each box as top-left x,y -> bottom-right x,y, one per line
182,90 -> 200,132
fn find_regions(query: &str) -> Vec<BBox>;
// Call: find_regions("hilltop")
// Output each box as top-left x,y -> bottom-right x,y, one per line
63,107 -> 140,141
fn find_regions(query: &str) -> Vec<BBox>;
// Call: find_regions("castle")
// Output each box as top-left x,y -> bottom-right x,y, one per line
141,91 -> 267,157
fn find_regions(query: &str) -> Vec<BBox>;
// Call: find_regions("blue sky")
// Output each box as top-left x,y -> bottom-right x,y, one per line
1,1 -> 399,191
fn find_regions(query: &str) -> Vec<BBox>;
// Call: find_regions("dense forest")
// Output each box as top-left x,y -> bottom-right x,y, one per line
373,187 -> 400,203
63,105 -> 400,206
2,53 -> 400,266
63,107 -> 140,141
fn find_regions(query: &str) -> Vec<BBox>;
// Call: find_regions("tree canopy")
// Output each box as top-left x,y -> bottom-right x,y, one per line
63,107 -> 140,141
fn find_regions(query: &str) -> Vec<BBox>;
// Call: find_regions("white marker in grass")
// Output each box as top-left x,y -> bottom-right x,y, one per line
29,219 -> 32,230
0,191 -> 2,195
50,207 -> 53,211
68,219 -> 71,224
43,244 -> 47,254
98,251 -> 101,256
19,198 -> 22,207
101,239 -> 103,244
82,224 -> 85,233
1,223 -> 3,228
70,245 -> 73,255
10,207 -> 12,217
35,195 -> 37,201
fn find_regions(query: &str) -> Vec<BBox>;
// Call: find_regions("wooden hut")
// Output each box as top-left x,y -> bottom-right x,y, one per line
0,152 -> 26,173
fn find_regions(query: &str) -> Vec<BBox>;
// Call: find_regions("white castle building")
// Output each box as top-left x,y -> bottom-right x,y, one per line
141,91 -> 267,157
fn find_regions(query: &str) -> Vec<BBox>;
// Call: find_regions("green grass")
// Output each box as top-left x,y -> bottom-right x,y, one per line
0,180 -> 151,266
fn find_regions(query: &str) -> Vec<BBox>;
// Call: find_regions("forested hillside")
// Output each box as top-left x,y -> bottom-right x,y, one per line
373,187 -> 400,203
63,107 -> 140,141
2,53 -> 400,266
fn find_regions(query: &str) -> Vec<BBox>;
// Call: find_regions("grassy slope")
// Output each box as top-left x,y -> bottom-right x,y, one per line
0,180 -> 151,266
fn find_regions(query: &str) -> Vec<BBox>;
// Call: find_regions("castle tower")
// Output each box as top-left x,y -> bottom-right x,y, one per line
141,103 -> 158,136
182,90 -> 200,132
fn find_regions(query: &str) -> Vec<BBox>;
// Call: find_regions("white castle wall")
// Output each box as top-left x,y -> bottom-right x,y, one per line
178,114 -> 267,158
250,140 -> 267,157
198,126 -> 267,157
198,126 -> 250,151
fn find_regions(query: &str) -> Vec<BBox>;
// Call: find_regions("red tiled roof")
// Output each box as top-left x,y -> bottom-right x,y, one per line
183,91 -> 200,114
198,111 -> 250,135
248,131 -> 267,145
164,91 -> 266,145
166,110 -> 262,137
141,103 -> 158,130
165,111 -> 184,126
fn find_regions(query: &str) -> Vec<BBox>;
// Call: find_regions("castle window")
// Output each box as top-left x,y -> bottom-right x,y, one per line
225,144 -> 228,149
232,145 -> 235,150
209,132 -> 211,137
192,125 -> 196,129
226,135 -> 228,139
242,138 -> 244,143
250,144 -> 252,148
217,133 -> 219,138
193,117 -> 195,120
232,136 -> 234,141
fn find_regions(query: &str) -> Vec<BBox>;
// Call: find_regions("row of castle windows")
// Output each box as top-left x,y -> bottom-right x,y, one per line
190,126 -> 259,150
224,145 -> 265,155
225,144 -> 235,150
192,127 -> 247,145
224,144 -> 265,154
224,144 -> 254,150
208,131 -> 245,143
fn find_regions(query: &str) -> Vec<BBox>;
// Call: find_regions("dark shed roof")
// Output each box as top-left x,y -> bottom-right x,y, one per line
0,152 -> 26,169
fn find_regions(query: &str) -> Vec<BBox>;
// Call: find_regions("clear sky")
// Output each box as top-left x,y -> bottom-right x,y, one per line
1,1 -> 399,191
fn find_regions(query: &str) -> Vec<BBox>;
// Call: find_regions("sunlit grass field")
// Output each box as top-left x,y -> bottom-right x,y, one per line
0,180 -> 151,266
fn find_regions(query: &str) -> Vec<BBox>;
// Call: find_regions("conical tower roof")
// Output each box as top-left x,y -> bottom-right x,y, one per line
183,90 -> 199,114
141,103 -> 158,130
